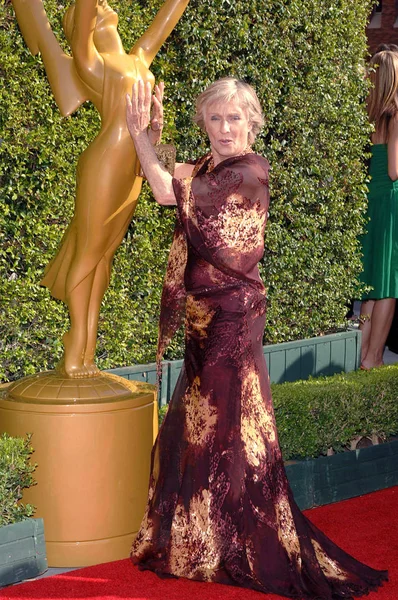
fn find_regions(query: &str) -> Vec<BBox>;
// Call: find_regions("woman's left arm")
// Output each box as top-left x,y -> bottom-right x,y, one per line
126,81 -> 177,206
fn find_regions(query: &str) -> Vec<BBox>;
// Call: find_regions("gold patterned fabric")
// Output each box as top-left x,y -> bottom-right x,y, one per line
131,152 -> 388,598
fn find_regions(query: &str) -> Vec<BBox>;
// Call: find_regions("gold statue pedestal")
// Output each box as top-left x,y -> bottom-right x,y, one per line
0,371 -> 158,567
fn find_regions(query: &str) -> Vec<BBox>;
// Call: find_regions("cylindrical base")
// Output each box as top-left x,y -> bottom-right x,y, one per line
0,371 -> 158,567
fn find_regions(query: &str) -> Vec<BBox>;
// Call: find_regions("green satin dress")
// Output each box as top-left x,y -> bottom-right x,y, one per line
361,143 -> 398,300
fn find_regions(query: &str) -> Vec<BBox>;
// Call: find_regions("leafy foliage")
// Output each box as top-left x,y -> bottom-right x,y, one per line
0,433 -> 36,526
273,364 -> 398,459
0,0 -> 374,381
159,364 -> 398,460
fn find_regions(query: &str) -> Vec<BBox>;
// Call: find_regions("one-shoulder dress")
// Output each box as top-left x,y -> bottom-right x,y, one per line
131,151 -> 388,599
361,143 -> 398,300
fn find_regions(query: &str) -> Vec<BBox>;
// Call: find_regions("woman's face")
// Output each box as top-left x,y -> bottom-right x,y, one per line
204,98 -> 252,166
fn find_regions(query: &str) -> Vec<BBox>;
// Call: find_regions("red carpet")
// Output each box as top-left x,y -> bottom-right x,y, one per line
1,487 -> 396,599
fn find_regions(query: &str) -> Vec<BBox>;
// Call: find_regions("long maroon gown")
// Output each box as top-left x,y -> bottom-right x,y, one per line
130,151 -> 388,599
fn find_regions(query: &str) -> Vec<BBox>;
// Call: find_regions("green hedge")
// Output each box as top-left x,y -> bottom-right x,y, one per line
159,364 -> 398,461
0,0 -> 374,381
0,433 -> 36,526
273,365 -> 398,459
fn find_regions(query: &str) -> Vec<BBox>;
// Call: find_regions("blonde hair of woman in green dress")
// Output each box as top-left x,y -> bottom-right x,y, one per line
360,50 -> 398,369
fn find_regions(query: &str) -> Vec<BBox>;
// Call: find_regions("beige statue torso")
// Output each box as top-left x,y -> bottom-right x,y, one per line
43,52 -> 155,304
73,54 -> 156,248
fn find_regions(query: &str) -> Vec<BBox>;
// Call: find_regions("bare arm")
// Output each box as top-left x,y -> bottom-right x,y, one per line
11,0 -> 88,116
126,81 -> 176,205
134,133 -> 178,206
388,116 -> 398,181
130,0 -> 190,67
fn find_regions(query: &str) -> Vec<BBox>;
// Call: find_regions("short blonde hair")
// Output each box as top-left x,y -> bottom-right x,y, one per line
194,77 -> 264,144
368,50 -> 398,140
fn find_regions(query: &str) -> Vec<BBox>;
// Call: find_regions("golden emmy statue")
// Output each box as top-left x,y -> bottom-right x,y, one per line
0,0 -> 190,566
12,0 -> 189,378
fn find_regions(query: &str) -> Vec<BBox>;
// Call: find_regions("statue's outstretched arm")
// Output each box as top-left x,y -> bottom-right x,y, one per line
11,0 -> 88,117
130,0 -> 190,67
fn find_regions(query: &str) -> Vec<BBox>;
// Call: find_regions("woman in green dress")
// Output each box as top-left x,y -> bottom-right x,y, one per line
360,50 -> 398,369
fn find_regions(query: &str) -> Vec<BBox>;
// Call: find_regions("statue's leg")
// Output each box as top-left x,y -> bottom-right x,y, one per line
84,256 -> 111,377
83,205 -> 138,375
59,268 -> 96,378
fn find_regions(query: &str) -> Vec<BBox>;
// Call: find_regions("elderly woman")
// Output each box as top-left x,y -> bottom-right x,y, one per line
126,78 -> 387,599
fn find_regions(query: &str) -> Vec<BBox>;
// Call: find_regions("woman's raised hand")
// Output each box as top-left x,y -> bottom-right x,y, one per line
148,82 -> 164,146
126,79 -> 152,140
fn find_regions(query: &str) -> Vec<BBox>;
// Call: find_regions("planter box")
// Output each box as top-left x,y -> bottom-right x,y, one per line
263,330 -> 361,383
0,518 -> 47,588
109,330 -> 361,405
285,439 -> 398,510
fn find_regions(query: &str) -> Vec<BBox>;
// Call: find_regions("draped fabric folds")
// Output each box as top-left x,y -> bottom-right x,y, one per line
132,152 -> 387,599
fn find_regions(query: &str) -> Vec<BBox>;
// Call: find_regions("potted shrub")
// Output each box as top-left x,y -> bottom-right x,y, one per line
0,433 -> 47,588
274,365 -> 398,509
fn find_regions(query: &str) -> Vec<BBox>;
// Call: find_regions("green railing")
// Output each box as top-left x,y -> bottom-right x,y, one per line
108,330 -> 361,406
